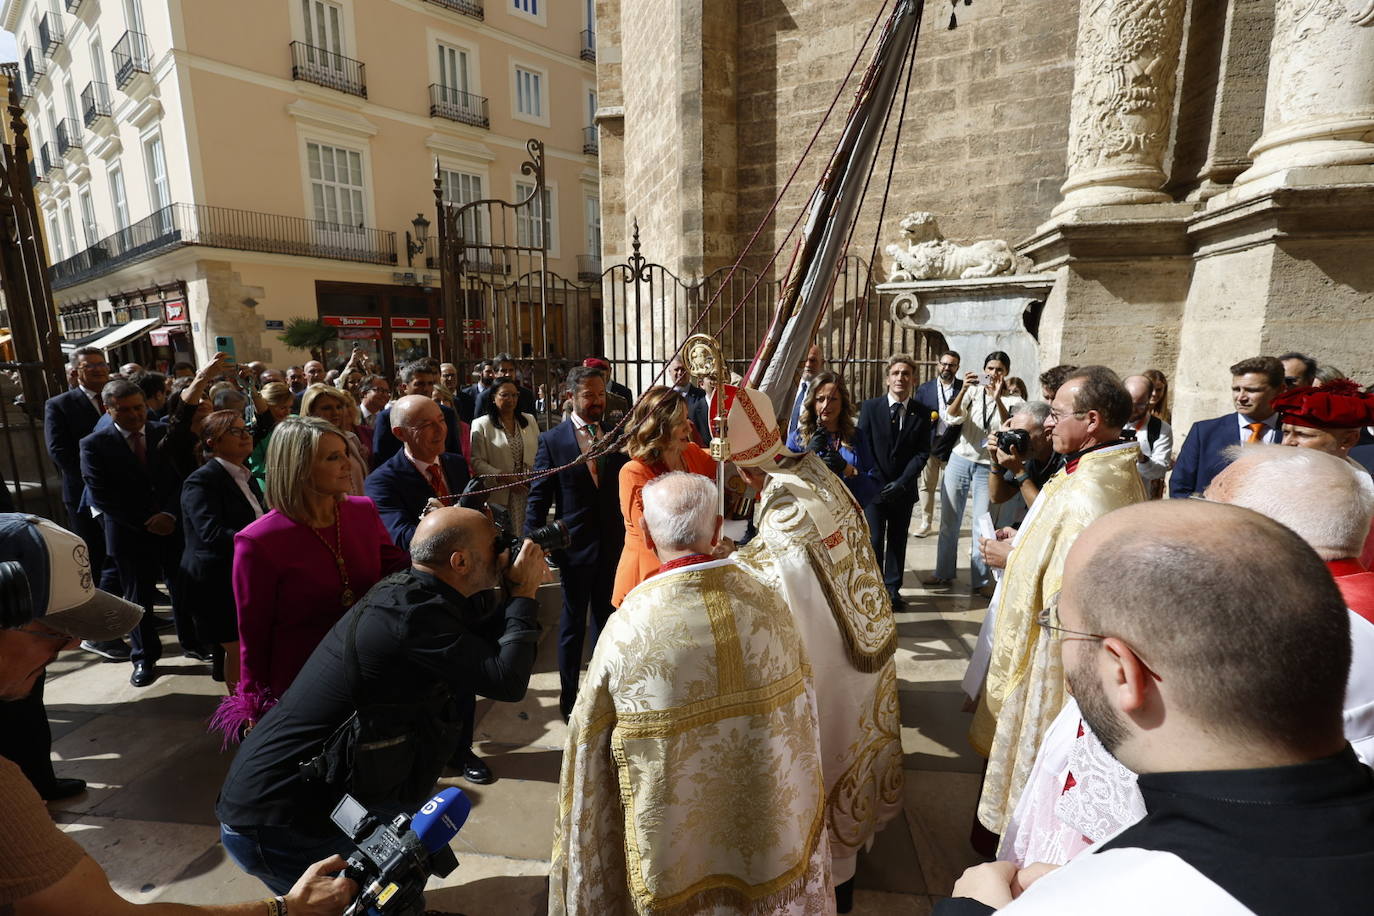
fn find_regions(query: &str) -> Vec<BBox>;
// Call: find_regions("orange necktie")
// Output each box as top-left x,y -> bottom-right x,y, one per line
1246,422 -> 1265,444
426,463 -> 449,498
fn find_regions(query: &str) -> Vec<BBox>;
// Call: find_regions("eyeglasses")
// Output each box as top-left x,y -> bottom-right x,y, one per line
223,427 -> 253,438
1048,408 -> 1088,422
1037,593 -> 1161,680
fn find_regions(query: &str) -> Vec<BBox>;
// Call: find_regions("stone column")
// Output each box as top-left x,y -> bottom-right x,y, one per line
1234,0 -> 1374,185
1052,0 -> 1189,214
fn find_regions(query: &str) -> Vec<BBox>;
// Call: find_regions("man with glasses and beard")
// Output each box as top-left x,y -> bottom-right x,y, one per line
914,350 -> 962,537
938,500 -> 1374,914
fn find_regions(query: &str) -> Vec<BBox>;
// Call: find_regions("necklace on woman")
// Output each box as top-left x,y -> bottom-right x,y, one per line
309,510 -> 354,607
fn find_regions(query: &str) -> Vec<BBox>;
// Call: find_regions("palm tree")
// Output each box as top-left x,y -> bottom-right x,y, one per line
277,318 -> 338,362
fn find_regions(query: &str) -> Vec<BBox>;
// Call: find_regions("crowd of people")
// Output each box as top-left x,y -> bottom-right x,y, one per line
3,336 -> 1374,915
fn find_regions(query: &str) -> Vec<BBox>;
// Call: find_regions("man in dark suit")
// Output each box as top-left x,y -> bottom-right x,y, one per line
1169,356 -> 1285,498
667,356 -> 709,444
79,379 -> 187,686
441,362 -> 476,423
583,356 -> 633,404
856,355 -> 932,609
365,395 -> 470,552
372,359 -> 462,467
43,346 -> 127,660
912,350 -> 962,537
526,366 -> 629,720
473,354 -> 537,418
465,358 -> 495,408
786,345 -> 826,441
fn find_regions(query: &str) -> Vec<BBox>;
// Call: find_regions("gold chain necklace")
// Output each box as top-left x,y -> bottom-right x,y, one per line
309,507 -> 354,607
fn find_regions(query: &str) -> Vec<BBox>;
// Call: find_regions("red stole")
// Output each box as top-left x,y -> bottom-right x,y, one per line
1329,558 -> 1374,628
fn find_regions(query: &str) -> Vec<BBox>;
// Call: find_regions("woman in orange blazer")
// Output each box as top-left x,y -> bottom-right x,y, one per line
612,386 -> 716,606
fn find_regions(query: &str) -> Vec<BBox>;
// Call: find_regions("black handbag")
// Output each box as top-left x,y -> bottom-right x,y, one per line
298,605 -> 463,806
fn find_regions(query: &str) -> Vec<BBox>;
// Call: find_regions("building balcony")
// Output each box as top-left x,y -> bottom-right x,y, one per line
582,125 -> 599,155
290,42 -> 366,98
56,119 -> 82,157
49,202 -> 399,290
24,48 -> 47,84
65,0 -> 83,11
580,29 -> 596,62
81,81 -> 112,127
428,84 -> 489,128
423,235 -> 510,275
40,141 -> 62,174
577,254 -> 601,281
112,30 -> 151,89
39,12 -> 65,55
425,0 -> 483,19
29,159 -> 45,186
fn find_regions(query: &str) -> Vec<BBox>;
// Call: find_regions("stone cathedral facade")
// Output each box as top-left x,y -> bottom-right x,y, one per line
592,0 -> 1374,434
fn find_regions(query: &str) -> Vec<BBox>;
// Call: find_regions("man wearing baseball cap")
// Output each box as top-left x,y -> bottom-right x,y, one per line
0,514 -> 356,915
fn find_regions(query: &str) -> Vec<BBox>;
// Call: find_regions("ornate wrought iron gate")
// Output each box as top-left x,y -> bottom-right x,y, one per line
435,140 -> 942,425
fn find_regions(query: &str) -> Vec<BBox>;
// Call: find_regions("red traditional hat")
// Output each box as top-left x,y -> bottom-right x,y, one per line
1272,380 -> 1374,430
582,357 -> 611,371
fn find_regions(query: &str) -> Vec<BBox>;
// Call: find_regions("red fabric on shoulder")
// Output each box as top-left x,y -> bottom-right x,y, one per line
1329,559 -> 1374,628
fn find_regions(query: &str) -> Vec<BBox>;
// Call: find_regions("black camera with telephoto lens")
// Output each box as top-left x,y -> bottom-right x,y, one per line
994,428 -> 1031,456
458,477 -> 572,559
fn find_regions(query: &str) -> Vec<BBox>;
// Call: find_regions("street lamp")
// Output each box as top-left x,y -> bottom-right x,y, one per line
405,212 -> 430,267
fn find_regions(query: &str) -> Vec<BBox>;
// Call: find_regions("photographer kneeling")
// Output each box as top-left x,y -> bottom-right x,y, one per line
217,506 -> 549,895
981,402 -> 1063,569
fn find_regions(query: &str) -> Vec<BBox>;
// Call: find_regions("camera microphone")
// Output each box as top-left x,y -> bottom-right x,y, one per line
410,787 -> 471,854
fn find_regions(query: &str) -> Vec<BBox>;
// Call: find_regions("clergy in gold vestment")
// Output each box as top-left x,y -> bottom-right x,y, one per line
550,472 -> 833,916
970,368 -> 1146,837
725,387 -> 904,890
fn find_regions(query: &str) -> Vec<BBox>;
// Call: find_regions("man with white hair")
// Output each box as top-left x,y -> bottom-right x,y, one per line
728,386 -> 904,913
550,471 -> 831,915
996,444 -> 1374,869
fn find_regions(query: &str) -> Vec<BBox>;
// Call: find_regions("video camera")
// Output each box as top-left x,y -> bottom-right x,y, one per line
456,477 -> 571,558
331,787 -> 471,916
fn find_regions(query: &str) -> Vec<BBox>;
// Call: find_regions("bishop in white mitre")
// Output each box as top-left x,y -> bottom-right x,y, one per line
549,470 -> 833,916
727,386 -> 905,897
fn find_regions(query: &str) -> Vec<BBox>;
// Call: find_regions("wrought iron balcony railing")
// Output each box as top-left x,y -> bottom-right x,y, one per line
81,81 -> 112,127
577,254 -> 601,281
50,202 -> 399,289
428,84 -> 489,128
65,0 -> 84,12
112,30 -> 151,89
29,159 -> 45,185
422,235 -> 510,275
425,0 -> 483,19
582,125 -> 599,155
56,119 -> 82,156
580,29 -> 596,62
41,141 -> 62,174
290,42 -> 367,98
24,48 -> 47,84
39,12 -> 65,55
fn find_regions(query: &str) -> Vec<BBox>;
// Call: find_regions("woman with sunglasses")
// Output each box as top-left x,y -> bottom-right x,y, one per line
179,410 -> 266,690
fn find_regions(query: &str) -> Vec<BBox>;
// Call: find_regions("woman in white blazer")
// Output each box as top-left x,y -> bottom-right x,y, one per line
469,377 -> 541,534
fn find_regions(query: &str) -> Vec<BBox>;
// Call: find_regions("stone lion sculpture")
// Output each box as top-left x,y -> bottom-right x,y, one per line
885,212 -> 1016,282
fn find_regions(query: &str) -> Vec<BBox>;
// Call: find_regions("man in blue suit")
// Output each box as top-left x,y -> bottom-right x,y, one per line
1170,356 -> 1285,499
365,395 -> 470,552
856,355 -> 932,609
372,358 -> 462,467
473,354 -> 537,418
79,379 -> 186,687
526,366 -> 629,719
44,346 -> 128,660
786,345 -> 827,440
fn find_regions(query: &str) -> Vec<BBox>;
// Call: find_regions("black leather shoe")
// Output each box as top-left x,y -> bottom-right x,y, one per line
40,777 -> 87,801
129,662 -> 158,688
81,639 -> 131,661
459,753 -> 494,785
182,647 -> 214,662
210,651 -> 225,683
888,591 -> 906,610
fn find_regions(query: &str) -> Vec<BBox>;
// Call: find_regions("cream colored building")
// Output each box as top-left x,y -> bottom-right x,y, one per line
7,0 -> 601,374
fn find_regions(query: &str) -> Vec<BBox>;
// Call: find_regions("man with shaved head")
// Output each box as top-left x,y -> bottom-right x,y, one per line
941,500 -> 1374,914
218,505 -> 548,892
1122,374 -> 1173,498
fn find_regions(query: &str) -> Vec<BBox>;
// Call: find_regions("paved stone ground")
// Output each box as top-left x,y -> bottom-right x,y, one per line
39,514 -> 990,914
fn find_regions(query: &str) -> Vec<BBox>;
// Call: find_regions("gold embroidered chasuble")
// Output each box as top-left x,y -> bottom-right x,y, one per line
549,557 -> 834,916
971,441 -> 1146,834
734,452 -> 904,885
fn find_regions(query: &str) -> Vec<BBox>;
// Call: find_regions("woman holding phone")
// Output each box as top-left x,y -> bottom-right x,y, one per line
925,350 -> 1023,598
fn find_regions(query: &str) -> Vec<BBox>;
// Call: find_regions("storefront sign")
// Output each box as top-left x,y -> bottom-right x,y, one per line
264,319 -> 286,331
322,315 -> 383,328
390,317 -> 432,330
164,300 -> 188,323
149,330 -> 171,347
338,328 -> 382,340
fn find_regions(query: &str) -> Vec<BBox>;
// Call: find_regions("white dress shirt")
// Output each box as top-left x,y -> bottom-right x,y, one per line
214,457 -> 265,519
1128,418 -> 1174,483
1235,411 -> 1281,443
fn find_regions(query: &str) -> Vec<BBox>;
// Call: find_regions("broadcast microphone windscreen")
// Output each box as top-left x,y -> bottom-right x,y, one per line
410,787 -> 471,854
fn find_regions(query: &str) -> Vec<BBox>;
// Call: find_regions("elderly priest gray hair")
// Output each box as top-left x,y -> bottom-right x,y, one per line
641,472 -> 719,552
